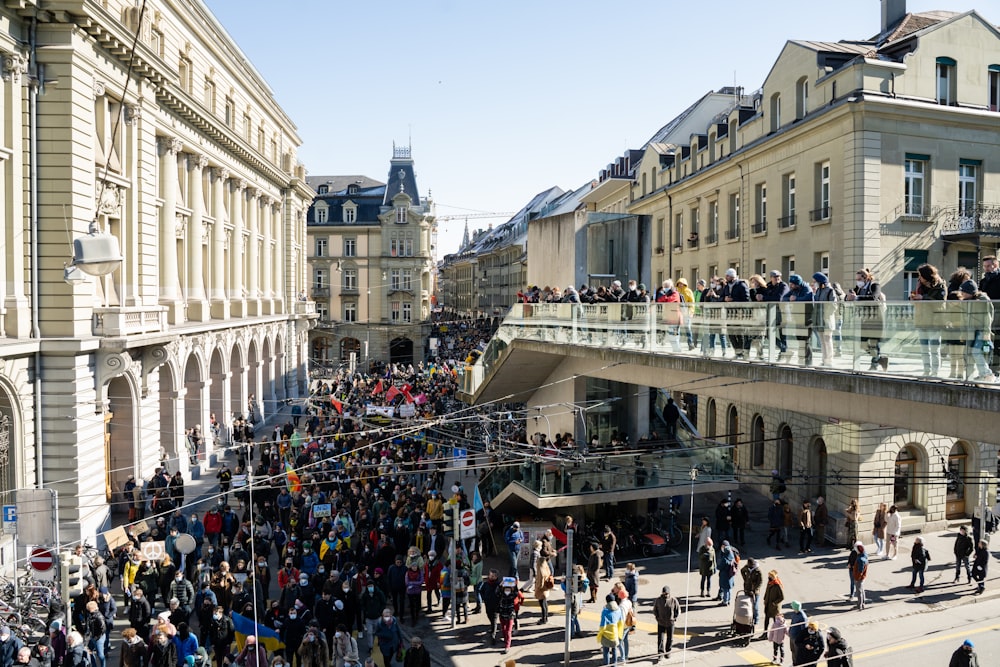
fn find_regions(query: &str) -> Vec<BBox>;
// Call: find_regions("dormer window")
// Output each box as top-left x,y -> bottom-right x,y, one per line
348,183 -> 359,195
395,206 -> 407,224
937,57 -> 956,105
343,203 -> 357,224
317,184 -> 329,195
315,204 -> 328,224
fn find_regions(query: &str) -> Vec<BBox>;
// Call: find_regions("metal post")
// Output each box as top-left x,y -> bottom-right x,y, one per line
12,532 -> 18,600
450,505 -> 459,629
564,528 -> 573,667
682,467 -> 697,666
248,442 -> 258,630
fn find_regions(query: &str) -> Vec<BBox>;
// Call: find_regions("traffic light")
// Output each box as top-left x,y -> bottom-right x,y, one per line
59,551 -> 83,601
442,502 -> 456,537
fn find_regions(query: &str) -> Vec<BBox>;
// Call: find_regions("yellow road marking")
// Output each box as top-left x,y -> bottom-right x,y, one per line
736,648 -> 776,666
852,621 -> 1000,661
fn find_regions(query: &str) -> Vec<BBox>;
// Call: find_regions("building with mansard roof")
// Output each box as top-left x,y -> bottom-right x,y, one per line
305,146 -> 437,368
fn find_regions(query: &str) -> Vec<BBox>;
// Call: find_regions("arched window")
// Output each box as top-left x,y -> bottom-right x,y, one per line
811,437 -> 828,500
947,442 -> 969,518
752,415 -> 765,468
727,405 -> 739,448
894,446 -> 920,509
778,424 -> 793,479
705,399 -> 717,439
795,77 -> 809,119
769,93 -> 781,132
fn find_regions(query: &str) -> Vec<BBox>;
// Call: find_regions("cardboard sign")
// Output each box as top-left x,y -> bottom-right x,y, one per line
312,504 -> 332,518
129,520 -> 149,537
102,526 -> 131,551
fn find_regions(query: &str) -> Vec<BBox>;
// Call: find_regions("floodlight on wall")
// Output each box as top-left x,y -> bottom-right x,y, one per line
72,221 -> 122,276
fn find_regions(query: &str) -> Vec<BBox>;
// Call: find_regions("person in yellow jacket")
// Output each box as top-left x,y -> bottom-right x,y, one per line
676,278 -> 697,350
597,594 -> 625,665
425,490 -> 444,522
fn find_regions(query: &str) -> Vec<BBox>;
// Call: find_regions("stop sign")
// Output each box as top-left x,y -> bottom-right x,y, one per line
30,547 -> 54,571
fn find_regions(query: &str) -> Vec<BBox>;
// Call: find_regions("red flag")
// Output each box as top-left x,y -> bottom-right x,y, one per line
402,387 -> 414,403
385,386 -> 401,402
373,379 -> 384,395
330,397 -> 343,414
402,383 -> 412,393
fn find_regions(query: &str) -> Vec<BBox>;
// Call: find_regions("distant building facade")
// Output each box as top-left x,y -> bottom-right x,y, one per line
306,147 -> 436,367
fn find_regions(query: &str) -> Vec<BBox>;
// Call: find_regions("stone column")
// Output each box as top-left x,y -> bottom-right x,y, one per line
158,137 -> 183,321
230,178 -> 246,317
261,196 -> 273,314
246,187 -> 260,315
187,154 -> 208,320
210,167 -> 229,318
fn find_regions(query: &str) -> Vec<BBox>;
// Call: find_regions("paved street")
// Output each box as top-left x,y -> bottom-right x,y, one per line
405,484 -> 999,667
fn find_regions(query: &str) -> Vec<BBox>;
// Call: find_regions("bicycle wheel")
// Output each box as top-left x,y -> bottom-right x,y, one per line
668,526 -> 684,548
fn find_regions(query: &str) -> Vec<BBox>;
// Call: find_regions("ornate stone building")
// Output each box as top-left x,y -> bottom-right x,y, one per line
0,0 -> 313,556
306,146 -> 437,368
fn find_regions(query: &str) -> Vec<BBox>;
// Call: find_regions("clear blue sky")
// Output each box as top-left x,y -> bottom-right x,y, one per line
206,0 -> 999,256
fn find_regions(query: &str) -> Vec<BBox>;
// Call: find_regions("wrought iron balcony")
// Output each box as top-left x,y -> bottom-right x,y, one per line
779,214 -> 796,229
939,204 -> 1000,236
725,228 -> 740,240
752,222 -> 768,235
705,233 -> 718,245
809,206 -> 831,222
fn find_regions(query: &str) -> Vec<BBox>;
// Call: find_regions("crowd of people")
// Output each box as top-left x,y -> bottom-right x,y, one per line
516,256 -> 1000,380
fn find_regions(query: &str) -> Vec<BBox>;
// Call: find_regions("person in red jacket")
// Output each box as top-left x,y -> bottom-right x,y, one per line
276,559 -> 300,590
424,551 -> 443,613
203,507 -> 223,547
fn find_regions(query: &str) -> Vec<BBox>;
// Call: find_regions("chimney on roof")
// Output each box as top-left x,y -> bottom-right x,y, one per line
881,0 -> 906,34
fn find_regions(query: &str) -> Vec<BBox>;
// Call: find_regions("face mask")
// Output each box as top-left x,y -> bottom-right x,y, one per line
208,549 -> 214,554
318,568 -> 325,574
503,588 -> 511,594
213,614 -> 222,621
288,613 -> 297,620
258,561 -> 266,567
366,585 -> 374,592
856,280 -> 865,289
300,580 -> 308,586
176,576 -> 183,582
334,632 -> 342,639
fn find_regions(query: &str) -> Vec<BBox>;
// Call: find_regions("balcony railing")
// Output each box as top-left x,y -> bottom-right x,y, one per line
460,300 -> 1000,397
809,206 -> 831,222
752,222 -> 767,235
92,306 -> 168,337
939,204 -> 1000,236
312,287 -> 330,297
294,300 -> 316,315
705,233 -> 718,245
725,228 -> 740,240
779,214 -> 796,229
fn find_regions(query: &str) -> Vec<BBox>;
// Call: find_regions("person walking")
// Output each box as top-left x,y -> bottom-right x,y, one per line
766,500 -> 784,550
504,522 -> 523,580
824,627 -> 852,667
597,595 -> 624,666
813,497 -> 829,548
731,499 -> 749,548
954,526 -> 974,584
972,539 -> 989,595
496,578 -> 521,655
872,502 -> 888,556
949,639 -> 979,667
698,539 -> 716,598
787,601 -> 808,665
653,586 -> 680,662
885,505 -> 902,560
844,499 -> 861,548
741,558 -> 763,628
761,570 -> 785,637
906,536 -> 931,593
373,609 -> 402,667
797,501 -> 813,554
767,609 -> 788,665
717,541 -> 738,605
477,570 -> 500,645
852,542 -> 869,610
533,555 -> 553,624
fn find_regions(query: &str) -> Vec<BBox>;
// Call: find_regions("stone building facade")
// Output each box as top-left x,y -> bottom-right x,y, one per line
0,0 -> 314,556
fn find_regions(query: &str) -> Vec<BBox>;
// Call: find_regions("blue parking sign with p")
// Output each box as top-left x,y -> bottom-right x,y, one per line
2,506 -> 15,523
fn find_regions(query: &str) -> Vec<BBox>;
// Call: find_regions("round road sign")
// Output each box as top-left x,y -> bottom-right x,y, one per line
29,547 -> 54,572
461,509 -> 475,529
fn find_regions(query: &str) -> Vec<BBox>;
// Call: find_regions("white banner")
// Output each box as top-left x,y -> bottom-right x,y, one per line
366,405 -> 395,419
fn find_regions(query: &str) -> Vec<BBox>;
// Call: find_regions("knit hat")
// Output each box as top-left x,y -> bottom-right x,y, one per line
788,274 -> 803,285
725,268 -> 738,278
605,594 -> 615,603
812,272 -> 829,285
963,640 -> 975,648
790,600 -> 801,612
828,627 -> 842,640
959,280 -> 978,295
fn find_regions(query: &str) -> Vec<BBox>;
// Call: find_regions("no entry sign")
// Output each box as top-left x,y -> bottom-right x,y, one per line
460,509 -> 476,540
29,547 -> 54,571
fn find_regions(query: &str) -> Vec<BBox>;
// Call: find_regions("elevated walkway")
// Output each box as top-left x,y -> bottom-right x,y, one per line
459,301 -> 1000,444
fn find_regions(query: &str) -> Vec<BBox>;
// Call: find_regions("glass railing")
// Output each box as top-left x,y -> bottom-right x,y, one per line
479,426 -> 736,500
461,300 -> 1000,396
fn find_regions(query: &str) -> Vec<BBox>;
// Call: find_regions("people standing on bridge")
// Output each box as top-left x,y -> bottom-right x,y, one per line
949,639 -> 979,667
675,278 -> 696,349
811,273 -> 841,366
782,274 -> 814,365
953,280 -> 996,383
721,268 -> 752,359
761,270 -> 790,359
700,277 -> 728,357
845,268 -> 888,371
911,263 -> 948,376
980,255 -> 1000,369
953,525 -> 974,583
971,539 -> 989,595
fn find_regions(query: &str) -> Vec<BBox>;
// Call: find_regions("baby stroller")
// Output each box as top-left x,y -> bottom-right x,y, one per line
721,590 -> 754,647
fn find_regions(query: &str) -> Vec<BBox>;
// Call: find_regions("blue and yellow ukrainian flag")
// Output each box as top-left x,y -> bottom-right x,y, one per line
232,612 -> 285,653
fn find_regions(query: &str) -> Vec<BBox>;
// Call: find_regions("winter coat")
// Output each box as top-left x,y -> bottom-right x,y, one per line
767,615 -> 788,645
698,546 -> 716,576
825,635 -> 852,667
763,578 -> 785,617
911,544 -> 931,572
652,593 -> 680,627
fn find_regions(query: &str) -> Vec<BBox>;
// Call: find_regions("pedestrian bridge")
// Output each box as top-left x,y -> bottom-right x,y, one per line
459,301 -> 1000,446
